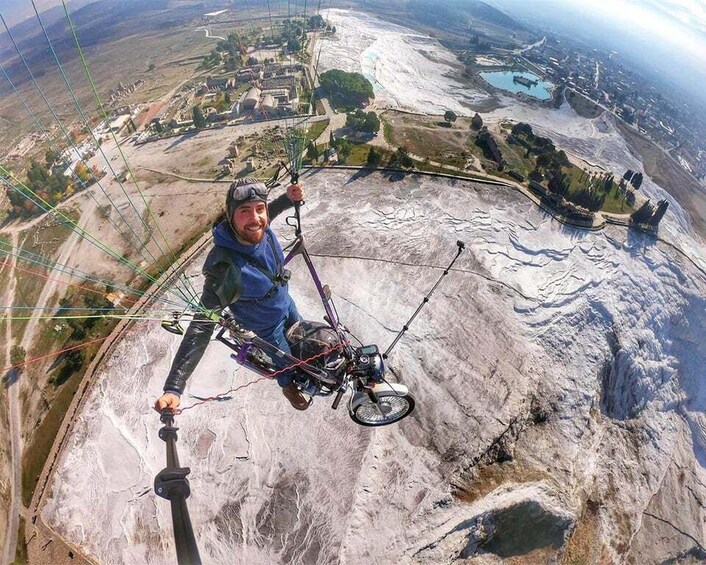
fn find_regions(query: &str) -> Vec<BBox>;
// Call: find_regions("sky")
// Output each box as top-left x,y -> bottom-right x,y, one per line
485,0 -> 706,51
0,0 -> 90,27
486,0 -> 706,103
1,0 -> 705,102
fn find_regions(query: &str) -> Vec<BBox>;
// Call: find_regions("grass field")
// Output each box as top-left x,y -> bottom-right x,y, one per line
21,364 -> 85,507
12,233 -> 47,341
383,111 -> 473,164
14,517 -> 26,564
306,119 -> 329,143
489,134 -> 531,177
563,167 -> 631,213
345,142 -> 378,166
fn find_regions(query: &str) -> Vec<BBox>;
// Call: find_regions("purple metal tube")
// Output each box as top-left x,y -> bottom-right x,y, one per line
284,237 -> 339,328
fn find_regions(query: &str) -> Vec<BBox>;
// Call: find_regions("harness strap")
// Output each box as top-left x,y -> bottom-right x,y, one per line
234,231 -> 290,304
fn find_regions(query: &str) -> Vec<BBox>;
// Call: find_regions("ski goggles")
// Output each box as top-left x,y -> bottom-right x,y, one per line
227,181 -> 269,211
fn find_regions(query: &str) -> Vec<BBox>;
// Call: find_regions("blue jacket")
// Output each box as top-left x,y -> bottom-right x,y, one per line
212,222 -> 290,336
163,193 -> 294,394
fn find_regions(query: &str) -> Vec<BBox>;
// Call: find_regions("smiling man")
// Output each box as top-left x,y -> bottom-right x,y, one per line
155,177 -> 310,412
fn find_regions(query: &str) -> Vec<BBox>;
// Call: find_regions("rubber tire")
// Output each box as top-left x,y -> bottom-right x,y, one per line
349,391 -> 415,427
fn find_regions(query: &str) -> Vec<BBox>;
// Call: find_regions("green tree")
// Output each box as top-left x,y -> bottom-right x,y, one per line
367,146 -> 382,167
50,350 -> 84,386
320,69 -> 374,109
548,172 -> 569,197
346,109 -> 380,133
511,122 -> 534,138
307,140 -> 319,161
193,106 -> 207,129
346,110 -> 362,129
631,200 -> 654,224
364,112 -> 380,133
10,345 -> 26,367
471,112 -> 483,130
26,159 -> 69,205
308,15 -> 325,29
554,150 -> 570,168
75,162 -> 92,184
389,147 -> 413,169
335,139 -> 352,163
536,152 -> 553,170
45,149 -> 60,167
444,110 -> 457,125
287,37 -> 301,53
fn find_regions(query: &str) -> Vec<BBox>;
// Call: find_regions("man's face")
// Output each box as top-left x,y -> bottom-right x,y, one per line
232,201 -> 268,244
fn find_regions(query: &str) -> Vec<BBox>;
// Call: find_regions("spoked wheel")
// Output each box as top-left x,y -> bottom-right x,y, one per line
350,391 -> 415,426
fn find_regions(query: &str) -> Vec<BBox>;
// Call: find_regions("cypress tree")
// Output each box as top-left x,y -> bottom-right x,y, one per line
631,200 -> 654,223
649,200 -> 669,225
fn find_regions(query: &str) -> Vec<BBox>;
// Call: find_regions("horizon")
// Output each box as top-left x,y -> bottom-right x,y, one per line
0,0 -> 704,103
486,0 -> 706,104
0,0 -> 93,27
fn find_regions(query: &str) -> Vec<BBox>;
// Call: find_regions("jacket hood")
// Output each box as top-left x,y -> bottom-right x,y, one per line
213,221 -> 270,255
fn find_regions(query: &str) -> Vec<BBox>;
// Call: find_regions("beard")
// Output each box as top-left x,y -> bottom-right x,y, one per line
235,219 -> 267,245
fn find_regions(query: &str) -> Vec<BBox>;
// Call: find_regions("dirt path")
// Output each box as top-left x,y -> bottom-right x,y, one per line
19,223 -> 86,352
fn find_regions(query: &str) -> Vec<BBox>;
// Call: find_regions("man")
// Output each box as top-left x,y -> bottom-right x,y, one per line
154,177 -> 310,412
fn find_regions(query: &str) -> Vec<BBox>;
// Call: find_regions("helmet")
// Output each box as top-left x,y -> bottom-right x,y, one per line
226,177 -> 268,222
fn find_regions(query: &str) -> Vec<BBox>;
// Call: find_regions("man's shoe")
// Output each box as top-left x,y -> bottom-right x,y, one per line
282,383 -> 309,411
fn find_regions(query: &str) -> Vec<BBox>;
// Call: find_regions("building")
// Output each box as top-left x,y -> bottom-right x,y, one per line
206,76 -> 235,91
260,94 -> 277,112
242,87 -> 262,111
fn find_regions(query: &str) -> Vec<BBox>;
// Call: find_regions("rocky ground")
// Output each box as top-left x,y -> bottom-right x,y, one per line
4,7 -> 706,564
42,169 -> 706,564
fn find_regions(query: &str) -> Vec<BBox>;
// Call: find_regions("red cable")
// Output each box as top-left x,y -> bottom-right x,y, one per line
1,320 -> 150,373
177,342 -> 346,413
10,262 -> 141,306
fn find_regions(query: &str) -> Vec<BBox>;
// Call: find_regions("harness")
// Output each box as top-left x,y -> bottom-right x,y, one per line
233,231 -> 291,304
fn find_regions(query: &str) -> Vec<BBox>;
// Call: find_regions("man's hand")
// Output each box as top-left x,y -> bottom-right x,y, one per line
154,392 -> 181,413
287,183 -> 304,203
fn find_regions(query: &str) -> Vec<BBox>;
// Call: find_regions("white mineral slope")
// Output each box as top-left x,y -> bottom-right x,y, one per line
317,9 -> 490,115
44,170 -> 706,563
315,9 -> 706,270
483,100 -> 706,271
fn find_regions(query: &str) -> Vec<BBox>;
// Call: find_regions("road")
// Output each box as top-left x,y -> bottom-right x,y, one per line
2,232 -> 21,565
594,61 -> 600,91
196,27 -> 226,41
513,36 -> 546,55
25,230 -> 214,565
0,197 -> 96,565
